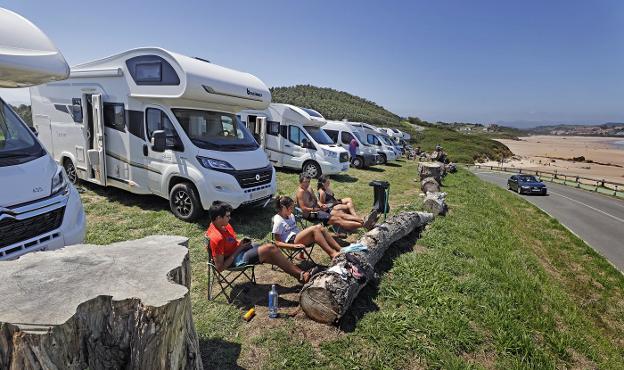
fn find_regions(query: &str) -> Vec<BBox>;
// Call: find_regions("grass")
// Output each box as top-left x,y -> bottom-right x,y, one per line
80,161 -> 624,369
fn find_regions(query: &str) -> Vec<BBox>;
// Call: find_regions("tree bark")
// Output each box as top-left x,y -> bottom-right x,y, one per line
299,211 -> 435,324
424,192 -> 448,216
421,176 -> 441,193
418,162 -> 443,183
0,236 -> 202,370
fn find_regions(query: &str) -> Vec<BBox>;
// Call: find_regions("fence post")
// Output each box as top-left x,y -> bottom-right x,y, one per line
601,179 -> 605,188
615,185 -> 618,196
595,181 -> 599,192
576,176 -> 580,188
554,170 -> 558,180
563,174 -> 567,185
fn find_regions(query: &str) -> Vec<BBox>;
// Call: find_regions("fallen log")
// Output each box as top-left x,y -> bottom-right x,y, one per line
0,235 -> 202,370
421,176 -> 441,193
300,211 -> 434,324
424,192 -> 448,216
418,162 -> 443,183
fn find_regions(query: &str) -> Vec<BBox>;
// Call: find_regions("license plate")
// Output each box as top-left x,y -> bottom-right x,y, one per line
250,188 -> 269,200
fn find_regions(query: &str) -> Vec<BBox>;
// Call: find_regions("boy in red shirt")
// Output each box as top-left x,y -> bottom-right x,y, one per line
205,201 -> 313,284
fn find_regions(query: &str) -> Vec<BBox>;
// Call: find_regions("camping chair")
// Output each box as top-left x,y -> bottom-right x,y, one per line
270,215 -> 316,268
205,236 -> 256,303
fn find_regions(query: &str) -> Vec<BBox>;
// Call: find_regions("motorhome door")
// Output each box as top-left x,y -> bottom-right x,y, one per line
255,116 -> 267,148
86,94 -> 106,185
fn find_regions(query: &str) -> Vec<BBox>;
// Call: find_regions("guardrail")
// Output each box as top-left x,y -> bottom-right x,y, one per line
474,164 -> 624,198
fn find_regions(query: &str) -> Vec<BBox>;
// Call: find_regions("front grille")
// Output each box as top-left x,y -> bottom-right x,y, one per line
232,165 -> 273,189
0,207 -> 65,248
339,152 -> 349,163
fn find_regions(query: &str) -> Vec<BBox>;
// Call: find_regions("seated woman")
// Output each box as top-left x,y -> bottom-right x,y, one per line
272,195 -> 343,259
296,174 -> 366,232
317,174 -> 359,217
206,201 -> 313,283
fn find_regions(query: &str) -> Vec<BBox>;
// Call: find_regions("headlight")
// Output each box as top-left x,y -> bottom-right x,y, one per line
196,156 -> 235,171
521,185 -> 530,189
51,166 -> 68,195
322,149 -> 337,158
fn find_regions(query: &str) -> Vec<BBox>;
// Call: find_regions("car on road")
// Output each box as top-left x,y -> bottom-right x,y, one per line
508,174 -> 548,195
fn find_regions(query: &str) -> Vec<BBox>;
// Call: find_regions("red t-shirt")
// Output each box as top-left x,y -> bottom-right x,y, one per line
205,223 -> 239,258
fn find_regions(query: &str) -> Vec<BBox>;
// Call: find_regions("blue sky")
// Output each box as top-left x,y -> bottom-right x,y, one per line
1,0 -> 622,127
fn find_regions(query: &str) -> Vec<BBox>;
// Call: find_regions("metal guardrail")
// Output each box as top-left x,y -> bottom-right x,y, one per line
474,164 -> 624,198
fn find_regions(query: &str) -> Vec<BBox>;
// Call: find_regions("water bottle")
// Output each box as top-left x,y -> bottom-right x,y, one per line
268,284 -> 279,318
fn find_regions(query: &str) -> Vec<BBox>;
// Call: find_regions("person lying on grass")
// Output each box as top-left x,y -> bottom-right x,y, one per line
205,201 -> 313,284
296,174 -> 369,232
317,174 -> 379,230
272,195 -> 343,259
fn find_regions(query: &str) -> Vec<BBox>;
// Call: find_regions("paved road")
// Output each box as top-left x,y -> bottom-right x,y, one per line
472,169 -> 624,272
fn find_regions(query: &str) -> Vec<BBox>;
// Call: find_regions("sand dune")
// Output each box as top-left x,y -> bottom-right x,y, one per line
481,135 -> 624,184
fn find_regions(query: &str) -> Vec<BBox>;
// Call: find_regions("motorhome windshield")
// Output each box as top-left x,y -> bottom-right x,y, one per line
0,98 -> 45,167
173,109 -> 259,151
352,131 -> 368,146
381,136 -> 395,146
304,126 -> 333,145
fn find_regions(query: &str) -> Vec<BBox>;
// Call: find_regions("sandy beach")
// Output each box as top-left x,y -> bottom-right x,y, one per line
481,135 -> 624,184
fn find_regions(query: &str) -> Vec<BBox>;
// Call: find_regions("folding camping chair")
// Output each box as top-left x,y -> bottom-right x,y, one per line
270,215 -> 316,269
205,236 -> 256,303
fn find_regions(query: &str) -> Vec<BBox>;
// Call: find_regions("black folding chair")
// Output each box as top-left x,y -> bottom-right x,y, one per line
205,236 -> 256,303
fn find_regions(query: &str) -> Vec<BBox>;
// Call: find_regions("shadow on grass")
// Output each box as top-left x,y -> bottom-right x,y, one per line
79,181 -> 171,212
199,337 -> 244,370
384,162 -> 402,168
338,228 -> 423,332
365,166 -> 385,173
331,173 -> 359,183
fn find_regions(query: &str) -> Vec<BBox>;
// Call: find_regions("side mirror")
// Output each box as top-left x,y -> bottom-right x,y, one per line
151,130 -> 166,152
301,138 -> 314,150
29,126 -> 38,136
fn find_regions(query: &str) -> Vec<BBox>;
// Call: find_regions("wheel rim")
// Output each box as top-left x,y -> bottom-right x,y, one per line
64,162 -> 77,184
354,158 -> 362,167
173,190 -> 193,217
304,164 -> 319,178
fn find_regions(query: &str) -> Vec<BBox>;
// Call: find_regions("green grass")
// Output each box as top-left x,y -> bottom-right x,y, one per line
80,162 -> 624,369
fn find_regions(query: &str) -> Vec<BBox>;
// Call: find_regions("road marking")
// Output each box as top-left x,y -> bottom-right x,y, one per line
549,191 -> 624,224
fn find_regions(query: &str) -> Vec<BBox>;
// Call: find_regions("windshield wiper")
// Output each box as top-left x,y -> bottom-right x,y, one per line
0,152 -> 33,159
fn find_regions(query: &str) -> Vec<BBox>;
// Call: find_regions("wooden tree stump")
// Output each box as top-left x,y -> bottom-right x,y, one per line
418,162 -> 443,183
424,192 -> 448,216
0,236 -> 202,370
299,211 -> 434,324
421,176 -> 441,193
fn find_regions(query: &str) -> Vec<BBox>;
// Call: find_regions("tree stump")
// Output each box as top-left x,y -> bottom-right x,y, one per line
418,162 -> 443,183
424,192 -> 448,216
299,211 -> 434,324
0,236 -> 202,370
421,176 -> 441,193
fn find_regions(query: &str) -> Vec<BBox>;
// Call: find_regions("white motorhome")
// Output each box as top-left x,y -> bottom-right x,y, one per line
30,47 -> 275,221
348,122 -> 397,164
321,120 -> 378,169
381,127 -> 411,141
0,8 -> 85,260
239,104 -> 349,178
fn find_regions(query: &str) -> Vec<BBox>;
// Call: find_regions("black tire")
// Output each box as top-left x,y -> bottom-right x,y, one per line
302,161 -> 322,178
352,156 -> 364,169
169,182 -> 203,222
379,153 -> 387,165
63,158 -> 78,185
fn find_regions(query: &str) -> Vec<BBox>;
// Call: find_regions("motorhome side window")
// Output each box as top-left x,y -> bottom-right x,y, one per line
367,134 -> 379,145
146,108 -> 182,151
267,120 -> 280,136
71,98 -> 83,123
288,125 -> 306,145
103,103 -> 126,132
323,129 -> 339,143
341,131 -> 354,145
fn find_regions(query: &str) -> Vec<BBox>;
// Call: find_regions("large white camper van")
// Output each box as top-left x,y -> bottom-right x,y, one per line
239,104 -> 349,178
0,8 -> 85,260
30,47 -> 275,221
321,120 -> 378,169
348,122 -> 397,164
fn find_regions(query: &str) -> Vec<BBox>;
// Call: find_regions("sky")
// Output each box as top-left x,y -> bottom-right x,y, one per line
1,0 -> 623,127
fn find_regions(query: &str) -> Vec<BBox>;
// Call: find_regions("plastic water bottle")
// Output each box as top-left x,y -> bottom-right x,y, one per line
268,284 -> 279,318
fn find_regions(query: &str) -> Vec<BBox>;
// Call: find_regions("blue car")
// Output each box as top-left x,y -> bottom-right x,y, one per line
507,174 -> 548,195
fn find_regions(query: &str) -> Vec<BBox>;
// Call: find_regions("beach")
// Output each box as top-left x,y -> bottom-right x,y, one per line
482,135 -> 624,184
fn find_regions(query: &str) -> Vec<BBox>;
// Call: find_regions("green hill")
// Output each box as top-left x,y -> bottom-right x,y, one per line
270,85 -> 401,127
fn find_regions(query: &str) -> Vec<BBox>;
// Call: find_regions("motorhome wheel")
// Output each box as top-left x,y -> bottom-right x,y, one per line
169,183 -> 202,221
379,153 -> 387,165
302,161 -> 322,178
352,156 -> 364,169
63,158 -> 78,184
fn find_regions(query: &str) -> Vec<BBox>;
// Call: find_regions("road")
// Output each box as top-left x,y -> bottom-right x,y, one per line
472,169 -> 624,272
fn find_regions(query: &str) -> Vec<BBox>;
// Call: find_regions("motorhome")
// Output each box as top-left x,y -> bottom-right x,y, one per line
381,127 -> 411,141
348,122 -> 397,164
321,120 -> 378,169
239,104 -> 349,178
0,8 -> 85,260
30,47 -> 275,221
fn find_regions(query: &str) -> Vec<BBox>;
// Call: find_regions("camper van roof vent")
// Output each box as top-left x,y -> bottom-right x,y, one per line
194,57 -> 211,63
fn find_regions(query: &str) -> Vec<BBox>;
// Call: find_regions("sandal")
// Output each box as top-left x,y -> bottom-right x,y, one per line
298,271 -> 310,284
